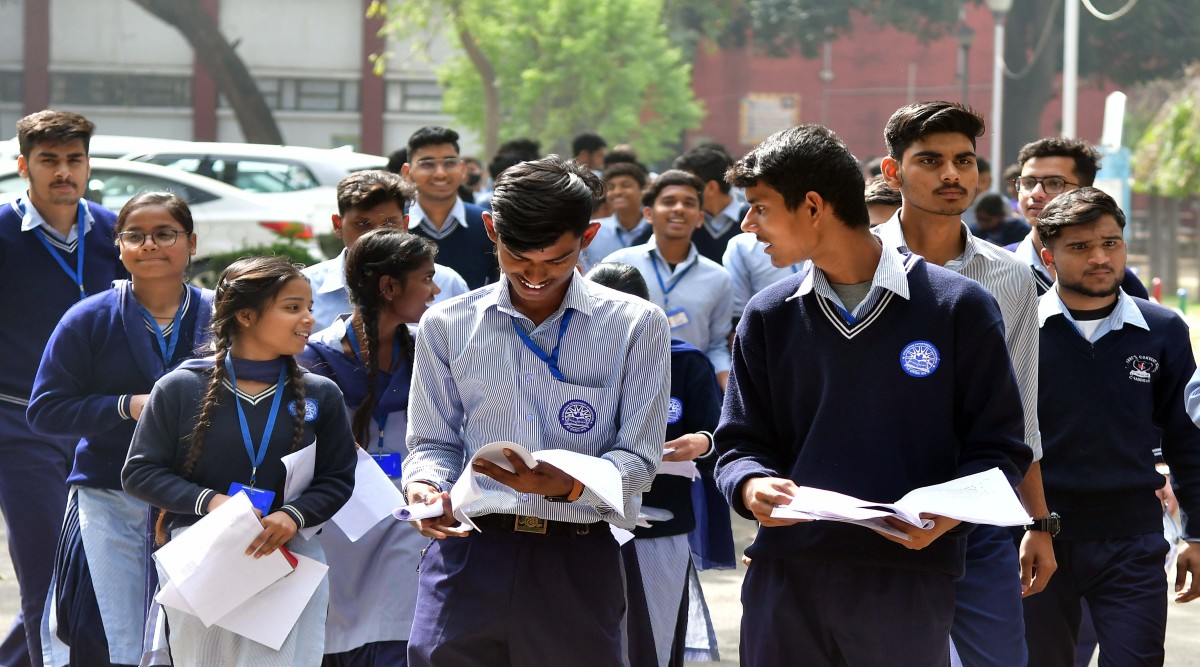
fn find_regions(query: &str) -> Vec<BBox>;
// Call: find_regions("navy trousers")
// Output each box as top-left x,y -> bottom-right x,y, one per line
1023,533 -> 1169,667
950,524 -> 1027,666
407,522 -> 624,667
740,556 -> 955,667
0,405 -> 73,667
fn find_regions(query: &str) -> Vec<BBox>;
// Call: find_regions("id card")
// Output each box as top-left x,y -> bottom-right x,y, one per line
665,307 -> 690,330
371,452 -> 402,478
228,482 -> 276,516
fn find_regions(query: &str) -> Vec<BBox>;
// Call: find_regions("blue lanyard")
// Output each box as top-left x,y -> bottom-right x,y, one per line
791,264 -> 800,274
345,319 -> 401,451
649,251 -> 696,306
135,287 -> 187,370
25,202 -> 87,301
225,357 -> 288,486
510,309 -> 575,382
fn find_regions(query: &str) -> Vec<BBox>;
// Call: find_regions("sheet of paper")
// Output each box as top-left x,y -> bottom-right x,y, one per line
280,444 -> 316,503
393,502 -> 444,522
157,552 -> 328,650
894,468 -> 1031,527
533,449 -> 624,517
328,449 -> 407,542
152,493 -> 295,626
656,460 -> 699,479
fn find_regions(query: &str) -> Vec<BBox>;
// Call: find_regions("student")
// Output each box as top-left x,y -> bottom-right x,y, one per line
674,145 -> 749,264
581,162 -> 652,270
402,156 -> 671,667
122,256 -> 356,666
0,110 -> 125,667
586,262 -> 725,667
303,170 -> 466,330
602,170 -> 733,389
298,229 -> 439,666
875,101 -> 1050,667
1030,188 -> 1200,666
402,126 -> 497,289
716,124 -> 1031,666
27,193 -> 211,667
864,175 -> 902,227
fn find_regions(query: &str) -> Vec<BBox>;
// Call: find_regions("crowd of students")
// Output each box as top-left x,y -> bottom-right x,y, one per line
2,101 -> 1199,667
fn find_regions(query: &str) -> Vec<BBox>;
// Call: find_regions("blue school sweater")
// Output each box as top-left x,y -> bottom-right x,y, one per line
1038,298 -> 1200,540
715,257 -> 1031,577
408,202 -> 498,290
0,199 -> 124,409
27,281 -> 212,490
122,361 -> 357,532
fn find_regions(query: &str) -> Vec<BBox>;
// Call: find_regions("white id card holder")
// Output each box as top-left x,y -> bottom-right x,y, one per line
665,307 -> 690,330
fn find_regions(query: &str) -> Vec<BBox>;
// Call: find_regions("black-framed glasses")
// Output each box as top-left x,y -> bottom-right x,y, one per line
414,157 -> 462,172
1013,176 -> 1080,194
116,229 -> 187,248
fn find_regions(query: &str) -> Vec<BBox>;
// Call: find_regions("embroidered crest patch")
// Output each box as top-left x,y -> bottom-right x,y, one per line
559,399 -> 597,434
667,397 -> 684,424
1125,355 -> 1159,383
900,341 -> 940,378
288,398 -> 319,422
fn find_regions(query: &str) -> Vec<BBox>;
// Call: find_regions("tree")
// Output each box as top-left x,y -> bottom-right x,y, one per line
1131,68 -> 1200,198
371,0 -> 704,161
130,0 -> 283,144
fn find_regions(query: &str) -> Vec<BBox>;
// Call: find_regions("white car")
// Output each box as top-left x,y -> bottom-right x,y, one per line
0,158 -> 322,266
0,135 -> 196,162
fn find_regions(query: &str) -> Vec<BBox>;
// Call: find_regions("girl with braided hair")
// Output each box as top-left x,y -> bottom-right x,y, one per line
122,255 -> 356,666
297,228 -> 439,666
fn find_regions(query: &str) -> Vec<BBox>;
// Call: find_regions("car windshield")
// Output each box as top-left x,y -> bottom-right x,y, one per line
141,155 -> 321,193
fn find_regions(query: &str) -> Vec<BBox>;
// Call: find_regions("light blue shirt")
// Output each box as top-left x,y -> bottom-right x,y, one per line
1014,234 -> 1055,290
702,198 -> 744,239
402,271 -> 671,529
410,198 -> 468,240
582,214 -> 651,272
302,249 -> 469,331
1038,287 -> 1148,344
18,194 -> 96,245
722,232 -> 803,316
602,240 -> 733,374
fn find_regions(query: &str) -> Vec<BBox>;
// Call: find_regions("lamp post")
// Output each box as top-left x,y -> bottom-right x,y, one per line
985,0 -> 1013,192
1062,0 -> 1079,138
956,12 -> 975,105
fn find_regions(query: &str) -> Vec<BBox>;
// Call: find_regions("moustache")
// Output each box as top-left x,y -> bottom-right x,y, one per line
935,187 -> 967,196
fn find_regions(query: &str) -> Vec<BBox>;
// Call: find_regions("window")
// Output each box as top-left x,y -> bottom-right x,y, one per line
86,169 -> 216,211
0,71 -> 21,105
223,78 -> 359,112
385,80 -> 444,113
139,154 -> 320,193
50,72 -> 191,108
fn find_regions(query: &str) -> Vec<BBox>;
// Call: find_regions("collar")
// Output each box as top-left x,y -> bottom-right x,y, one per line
603,214 -> 650,239
482,269 -> 594,324
874,211 -> 996,270
411,198 -> 468,234
315,250 -> 347,293
17,195 -> 95,241
647,239 -> 699,273
1038,287 -> 1148,331
704,198 -> 743,236
1014,234 -> 1052,281
789,241 -> 911,302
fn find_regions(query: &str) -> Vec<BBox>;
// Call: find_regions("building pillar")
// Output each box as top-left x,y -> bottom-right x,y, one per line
191,0 -> 220,141
360,0 -> 385,155
23,0 -> 50,114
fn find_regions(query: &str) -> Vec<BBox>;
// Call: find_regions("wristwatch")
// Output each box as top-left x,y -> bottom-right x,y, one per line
1024,512 -> 1061,537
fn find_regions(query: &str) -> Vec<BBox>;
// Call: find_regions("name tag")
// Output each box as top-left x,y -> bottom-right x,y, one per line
665,307 -> 690,330
228,483 -> 276,516
371,452 -> 402,478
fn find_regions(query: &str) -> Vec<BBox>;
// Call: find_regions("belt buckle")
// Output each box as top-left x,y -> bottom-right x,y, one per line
513,514 -> 548,534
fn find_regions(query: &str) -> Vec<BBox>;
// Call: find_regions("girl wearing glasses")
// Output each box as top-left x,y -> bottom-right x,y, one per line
27,192 -> 213,666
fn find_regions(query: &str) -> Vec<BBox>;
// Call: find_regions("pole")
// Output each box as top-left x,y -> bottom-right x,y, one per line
1062,0 -> 1079,138
990,14 -> 1006,192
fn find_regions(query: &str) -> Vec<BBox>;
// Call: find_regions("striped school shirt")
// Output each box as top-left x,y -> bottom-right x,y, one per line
402,271 -> 671,530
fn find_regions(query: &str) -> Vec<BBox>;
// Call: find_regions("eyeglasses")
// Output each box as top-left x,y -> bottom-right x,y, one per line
116,229 -> 187,248
1013,176 -> 1080,194
413,157 -> 462,172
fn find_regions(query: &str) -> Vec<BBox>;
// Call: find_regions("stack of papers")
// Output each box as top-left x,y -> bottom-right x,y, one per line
283,445 -> 406,542
153,492 -> 328,649
770,468 -> 1031,541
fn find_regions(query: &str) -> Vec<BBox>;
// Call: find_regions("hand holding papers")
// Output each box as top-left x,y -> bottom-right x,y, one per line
770,468 -> 1031,541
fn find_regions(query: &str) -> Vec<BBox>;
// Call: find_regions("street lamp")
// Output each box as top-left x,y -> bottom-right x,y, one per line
956,13 -> 975,105
986,0 -> 1013,192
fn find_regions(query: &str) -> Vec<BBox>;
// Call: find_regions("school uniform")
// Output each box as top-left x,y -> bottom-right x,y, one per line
581,215 -> 652,272
407,199 -> 497,290
402,271 -> 671,667
715,247 -> 1032,667
302,249 -> 469,331
27,281 -> 211,667
1026,289 -> 1200,666
1007,235 -> 1148,299
601,241 -> 733,376
122,358 -> 357,666
298,319 -> 422,666
624,340 -> 724,667
0,196 -> 124,667
877,215 -> 1041,667
692,200 -> 749,265
720,232 -> 802,319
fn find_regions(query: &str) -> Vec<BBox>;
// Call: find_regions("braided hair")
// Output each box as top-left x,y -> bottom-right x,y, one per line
343,229 -> 437,445
154,255 -> 309,544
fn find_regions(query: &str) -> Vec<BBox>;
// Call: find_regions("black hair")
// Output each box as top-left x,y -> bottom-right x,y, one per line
1003,162 -> 1022,183
584,262 -> 651,301
488,152 -> 527,181
407,126 -> 460,157
1036,187 -> 1126,246
603,149 -> 639,168
496,138 -> 541,160
864,156 -> 885,177
115,191 -> 195,236
975,192 -> 1009,218
642,169 -> 705,208
674,147 -> 734,194
343,229 -> 437,445
489,155 -> 604,253
726,124 -> 870,229
385,148 -> 407,174
572,132 -> 606,156
17,110 -> 95,156
603,162 -> 648,189
336,170 -> 415,216
863,175 -> 902,207
884,101 -> 985,160
977,156 -> 991,174
1016,137 -> 1102,187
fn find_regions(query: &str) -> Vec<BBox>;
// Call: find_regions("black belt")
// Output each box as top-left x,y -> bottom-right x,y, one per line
474,513 -> 603,537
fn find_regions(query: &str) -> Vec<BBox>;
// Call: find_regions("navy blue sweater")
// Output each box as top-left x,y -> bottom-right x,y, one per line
409,202 -> 498,290
693,203 -> 751,265
27,282 -> 212,490
715,257 -> 1031,577
0,199 -> 125,409
1039,298 -> 1200,540
122,361 -> 357,532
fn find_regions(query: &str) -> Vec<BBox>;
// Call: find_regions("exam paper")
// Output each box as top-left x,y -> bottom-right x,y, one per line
327,449 -> 407,542
157,551 -> 328,650
656,460 -> 699,479
280,444 -> 315,503
393,502 -> 443,522
152,493 -> 296,625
